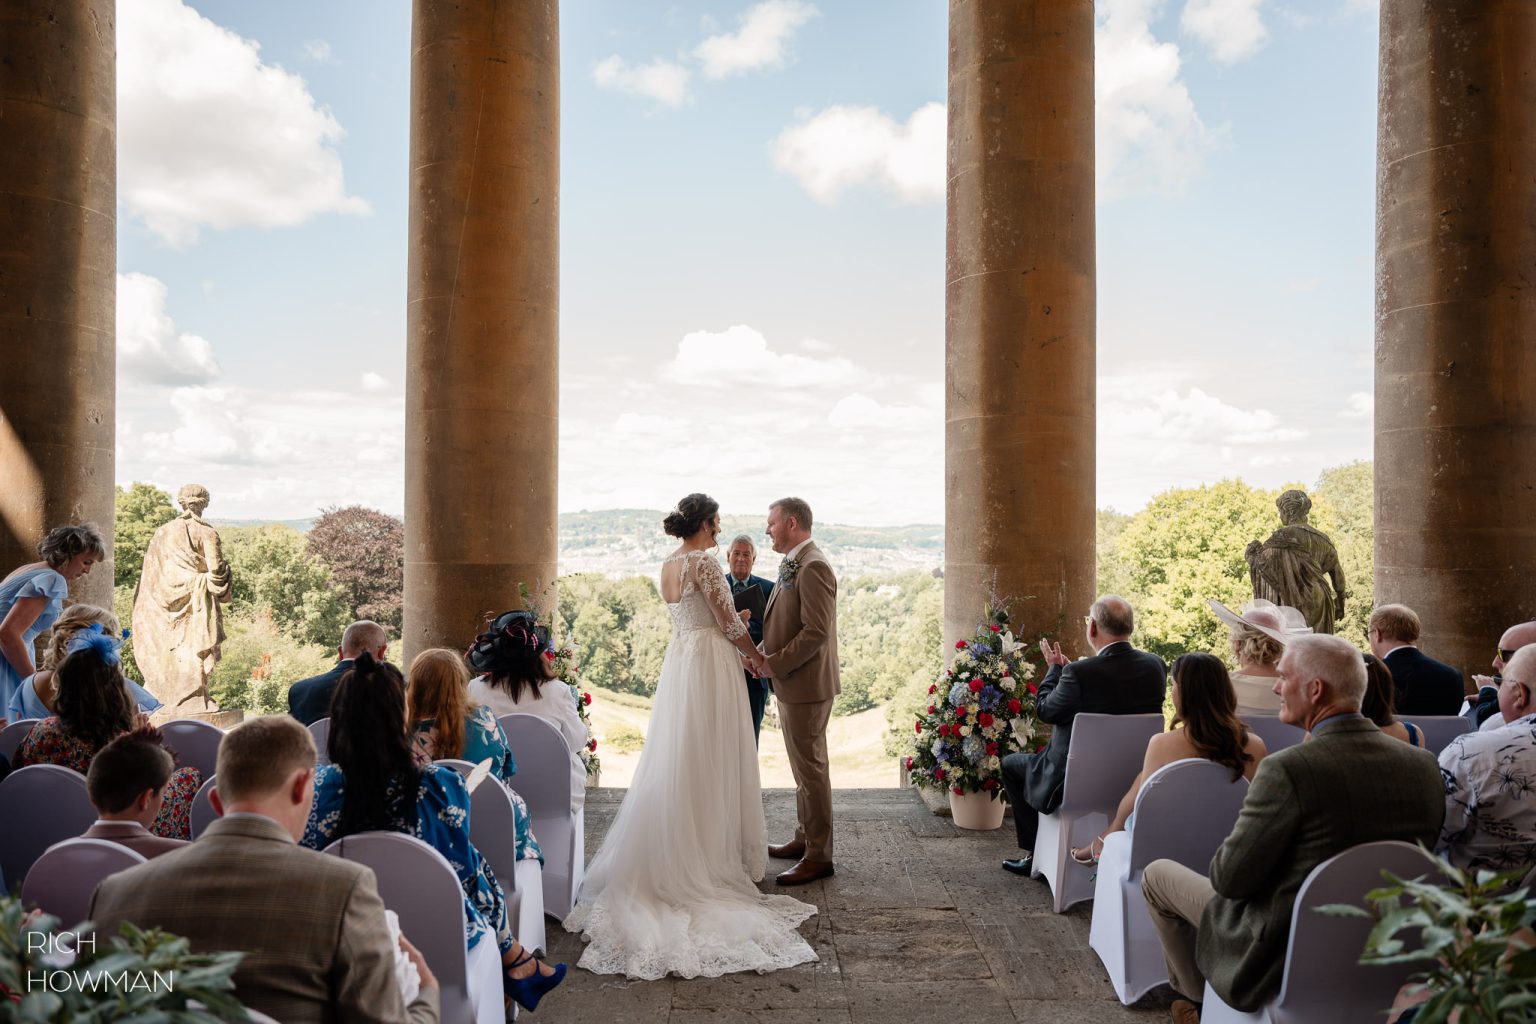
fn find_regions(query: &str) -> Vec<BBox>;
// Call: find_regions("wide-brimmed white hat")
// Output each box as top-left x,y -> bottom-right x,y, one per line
1208,598 -> 1312,646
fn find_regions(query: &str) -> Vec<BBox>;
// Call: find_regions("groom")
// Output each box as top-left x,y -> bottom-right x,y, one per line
760,496 -> 839,886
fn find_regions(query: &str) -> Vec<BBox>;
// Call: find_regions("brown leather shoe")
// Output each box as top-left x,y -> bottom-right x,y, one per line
775,858 -> 834,886
1170,998 -> 1201,1024
768,839 -> 806,860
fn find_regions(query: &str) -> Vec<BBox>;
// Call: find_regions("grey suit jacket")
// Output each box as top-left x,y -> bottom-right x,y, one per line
1196,716 -> 1445,1011
90,814 -> 439,1024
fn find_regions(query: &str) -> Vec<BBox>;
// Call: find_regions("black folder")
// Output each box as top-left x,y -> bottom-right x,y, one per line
733,583 -> 767,623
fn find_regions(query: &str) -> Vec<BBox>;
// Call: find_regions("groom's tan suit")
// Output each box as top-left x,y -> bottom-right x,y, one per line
762,540 -> 839,862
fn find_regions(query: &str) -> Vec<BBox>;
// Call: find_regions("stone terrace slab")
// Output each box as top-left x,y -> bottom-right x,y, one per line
536,788 -> 1175,1023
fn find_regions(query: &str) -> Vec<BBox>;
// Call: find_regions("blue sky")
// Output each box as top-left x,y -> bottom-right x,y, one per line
115,0 -> 1381,526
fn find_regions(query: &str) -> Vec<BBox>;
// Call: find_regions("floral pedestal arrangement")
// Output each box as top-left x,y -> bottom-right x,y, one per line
545,629 -> 602,783
906,605 -> 1039,830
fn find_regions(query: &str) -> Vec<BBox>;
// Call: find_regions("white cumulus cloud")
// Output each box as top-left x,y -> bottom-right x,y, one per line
360,372 -> 389,392
694,0 -> 819,78
1340,392 -> 1374,420
592,55 -> 693,108
117,272 -> 222,386
770,102 -> 945,204
665,324 -> 861,388
118,0 -> 369,247
1181,0 -> 1269,63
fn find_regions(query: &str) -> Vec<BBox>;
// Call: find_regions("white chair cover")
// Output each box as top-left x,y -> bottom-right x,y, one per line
308,717 -> 331,765
190,774 -> 219,838
1240,715 -> 1305,753
1406,714 -> 1473,755
1089,758 -> 1249,1004
434,758 -> 547,955
1201,840 -> 1437,1024
324,830 -> 495,1024
158,718 -> 224,780
0,719 -> 40,764
22,837 -> 146,925
1032,712 -> 1165,913
0,764 -> 95,888
498,715 -> 584,919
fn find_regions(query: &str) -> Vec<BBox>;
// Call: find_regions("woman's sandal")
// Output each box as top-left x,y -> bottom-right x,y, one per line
503,949 -> 568,1012
1070,834 -> 1105,866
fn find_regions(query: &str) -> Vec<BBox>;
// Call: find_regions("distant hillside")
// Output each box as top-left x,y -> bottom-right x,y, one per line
214,509 -> 943,579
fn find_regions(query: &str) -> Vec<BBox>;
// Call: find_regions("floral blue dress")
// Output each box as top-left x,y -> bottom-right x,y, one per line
0,567 -> 67,711
302,762 -> 518,953
413,703 -> 517,782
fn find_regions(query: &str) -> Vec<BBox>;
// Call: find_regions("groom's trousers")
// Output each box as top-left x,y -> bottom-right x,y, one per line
776,697 -> 834,861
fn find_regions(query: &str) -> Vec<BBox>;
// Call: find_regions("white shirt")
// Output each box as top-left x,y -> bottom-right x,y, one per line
1438,712 -> 1536,871
783,537 -> 813,563
469,675 -> 589,812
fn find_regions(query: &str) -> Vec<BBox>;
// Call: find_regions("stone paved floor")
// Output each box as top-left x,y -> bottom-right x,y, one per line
534,788 -> 1176,1023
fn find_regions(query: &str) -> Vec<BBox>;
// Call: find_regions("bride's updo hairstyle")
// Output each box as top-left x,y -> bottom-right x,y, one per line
468,609 -> 554,704
662,493 -> 719,539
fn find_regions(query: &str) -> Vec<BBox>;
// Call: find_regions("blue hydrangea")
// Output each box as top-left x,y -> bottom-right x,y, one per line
962,734 -> 986,763
948,681 -> 972,706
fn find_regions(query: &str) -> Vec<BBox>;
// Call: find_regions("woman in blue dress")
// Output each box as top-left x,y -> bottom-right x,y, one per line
5,604 -> 163,721
0,525 -> 105,711
301,651 -> 565,1013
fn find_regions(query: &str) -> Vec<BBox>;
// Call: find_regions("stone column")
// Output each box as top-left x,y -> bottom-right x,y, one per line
1375,0 -> 1536,684
0,0 -> 116,607
946,0 -> 1096,650
404,0 -> 559,661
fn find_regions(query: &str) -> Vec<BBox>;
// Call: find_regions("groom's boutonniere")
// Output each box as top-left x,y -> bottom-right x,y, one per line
777,557 -> 801,587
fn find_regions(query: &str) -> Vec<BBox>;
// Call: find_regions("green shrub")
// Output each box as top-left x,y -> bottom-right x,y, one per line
208,609 -> 337,715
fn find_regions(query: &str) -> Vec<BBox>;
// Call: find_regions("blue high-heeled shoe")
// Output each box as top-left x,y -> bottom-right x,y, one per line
504,951 -> 567,1012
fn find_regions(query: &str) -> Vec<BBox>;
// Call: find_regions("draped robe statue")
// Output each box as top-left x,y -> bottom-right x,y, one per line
133,484 -> 233,710
1245,489 -> 1347,635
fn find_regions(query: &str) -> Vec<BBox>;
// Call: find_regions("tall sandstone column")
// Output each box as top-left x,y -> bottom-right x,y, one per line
405,0 -> 558,660
1375,0 -> 1536,683
0,0 -> 116,606
946,0 -> 1096,649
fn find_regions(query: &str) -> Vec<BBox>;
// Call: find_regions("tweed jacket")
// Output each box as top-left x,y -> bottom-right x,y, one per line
83,820 -> 188,859
762,541 -> 840,704
90,814 -> 438,1024
1197,716 -> 1445,1012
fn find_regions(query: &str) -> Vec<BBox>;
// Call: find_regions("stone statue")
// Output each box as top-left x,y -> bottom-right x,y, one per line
132,484 -> 232,711
1245,489 -> 1347,635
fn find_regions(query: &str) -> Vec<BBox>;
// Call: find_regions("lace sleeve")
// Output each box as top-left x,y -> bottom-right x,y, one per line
688,552 -> 749,641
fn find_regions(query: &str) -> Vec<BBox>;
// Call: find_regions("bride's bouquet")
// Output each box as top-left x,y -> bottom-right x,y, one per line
907,605 -> 1039,800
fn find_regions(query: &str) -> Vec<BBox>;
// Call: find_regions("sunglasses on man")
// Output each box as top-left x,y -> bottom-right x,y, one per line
1498,647 -> 1521,664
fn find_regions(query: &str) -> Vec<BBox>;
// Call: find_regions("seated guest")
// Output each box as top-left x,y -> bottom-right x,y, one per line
83,726 -> 190,858
999,595 -> 1166,877
407,646 -> 542,863
1469,620 -> 1536,730
303,652 -> 563,1012
1368,604 -> 1465,716
1440,647 -> 1536,872
1071,653 -> 1266,864
1208,599 -> 1307,715
287,619 -> 388,726
15,632 -> 200,839
1140,635 -> 1444,1021
5,603 -> 161,721
90,715 -> 440,1022
1362,653 -> 1424,747
467,610 -> 590,812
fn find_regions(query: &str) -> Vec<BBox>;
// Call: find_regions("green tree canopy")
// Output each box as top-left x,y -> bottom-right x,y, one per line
223,524 -> 350,648
113,482 -> 177,588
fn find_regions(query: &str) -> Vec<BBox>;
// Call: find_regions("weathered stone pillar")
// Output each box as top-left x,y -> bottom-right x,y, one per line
0,0 -> 116,606
404,0 -> 559,660
1375,0 -> 1536,685
946,0 -> 1096,650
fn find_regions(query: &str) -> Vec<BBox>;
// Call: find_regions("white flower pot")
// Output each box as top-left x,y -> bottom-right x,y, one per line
949,788 -> 1005,830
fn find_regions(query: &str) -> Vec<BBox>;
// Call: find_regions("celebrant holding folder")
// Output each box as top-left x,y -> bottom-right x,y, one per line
727,534 -> 775,742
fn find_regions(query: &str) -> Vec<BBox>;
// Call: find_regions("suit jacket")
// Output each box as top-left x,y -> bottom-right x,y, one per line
1197,716 -> 1445,1012
288,660 -> 352,727
762,542 -> 840,704
1021,642 -> 1167,813
84,819 -> 189,859
1384,646 -> 1466,717
90,814 -> 439,1024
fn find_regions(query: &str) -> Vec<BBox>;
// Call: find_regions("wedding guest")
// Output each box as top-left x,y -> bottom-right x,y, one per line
726,534 -> 775,742
1070,653 -> 1266,864
302,652 -> 563,1013
1209,599 -> 1307,715
1467,620 -> 1536,731
6,603 -> 161,721
15,634 -> 200,839
90,715 -> 441,1023
0,523 -> 105,709
82,726 -> 190,859
407,646 -> 541,863
468,610 -> 590,812
1440,647 -> 1536,872
1368,604 -> 1465,716
287,619 -> 388,726
1362,653 -> 1424,747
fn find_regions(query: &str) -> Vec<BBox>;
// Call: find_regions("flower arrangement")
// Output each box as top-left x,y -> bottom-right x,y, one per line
544,634 -> 600,780
906,605 -> 1040,800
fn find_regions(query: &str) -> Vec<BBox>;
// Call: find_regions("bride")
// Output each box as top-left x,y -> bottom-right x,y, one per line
562,493 -> 819,980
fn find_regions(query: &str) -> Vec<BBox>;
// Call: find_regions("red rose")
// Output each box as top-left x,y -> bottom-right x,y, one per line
928,684 -> 937,694
986,741 -> 999,756
934,767 -> 946,781
915,721 -> 923,734
543,650 -> 556,661
952,786 -> 964,795
983,778 -> 999,791
1026,682 -> 1038,694
1034,742 -> 1046,752
1007,698 -> 1023,715
955,640 -> 967,650
589,739 -> 598,751
990,624 -> 1001,632
968,679 -> 984,693
977,712 -> 994,728
927,704 -> 937,715
904,756 -> 913,770
953,708 -> 965,720
582,692 -> 592,705
1002,670 -> 1011,678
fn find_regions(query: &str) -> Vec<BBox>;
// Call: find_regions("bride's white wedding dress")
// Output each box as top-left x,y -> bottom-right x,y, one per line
562,549 -> 818,980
